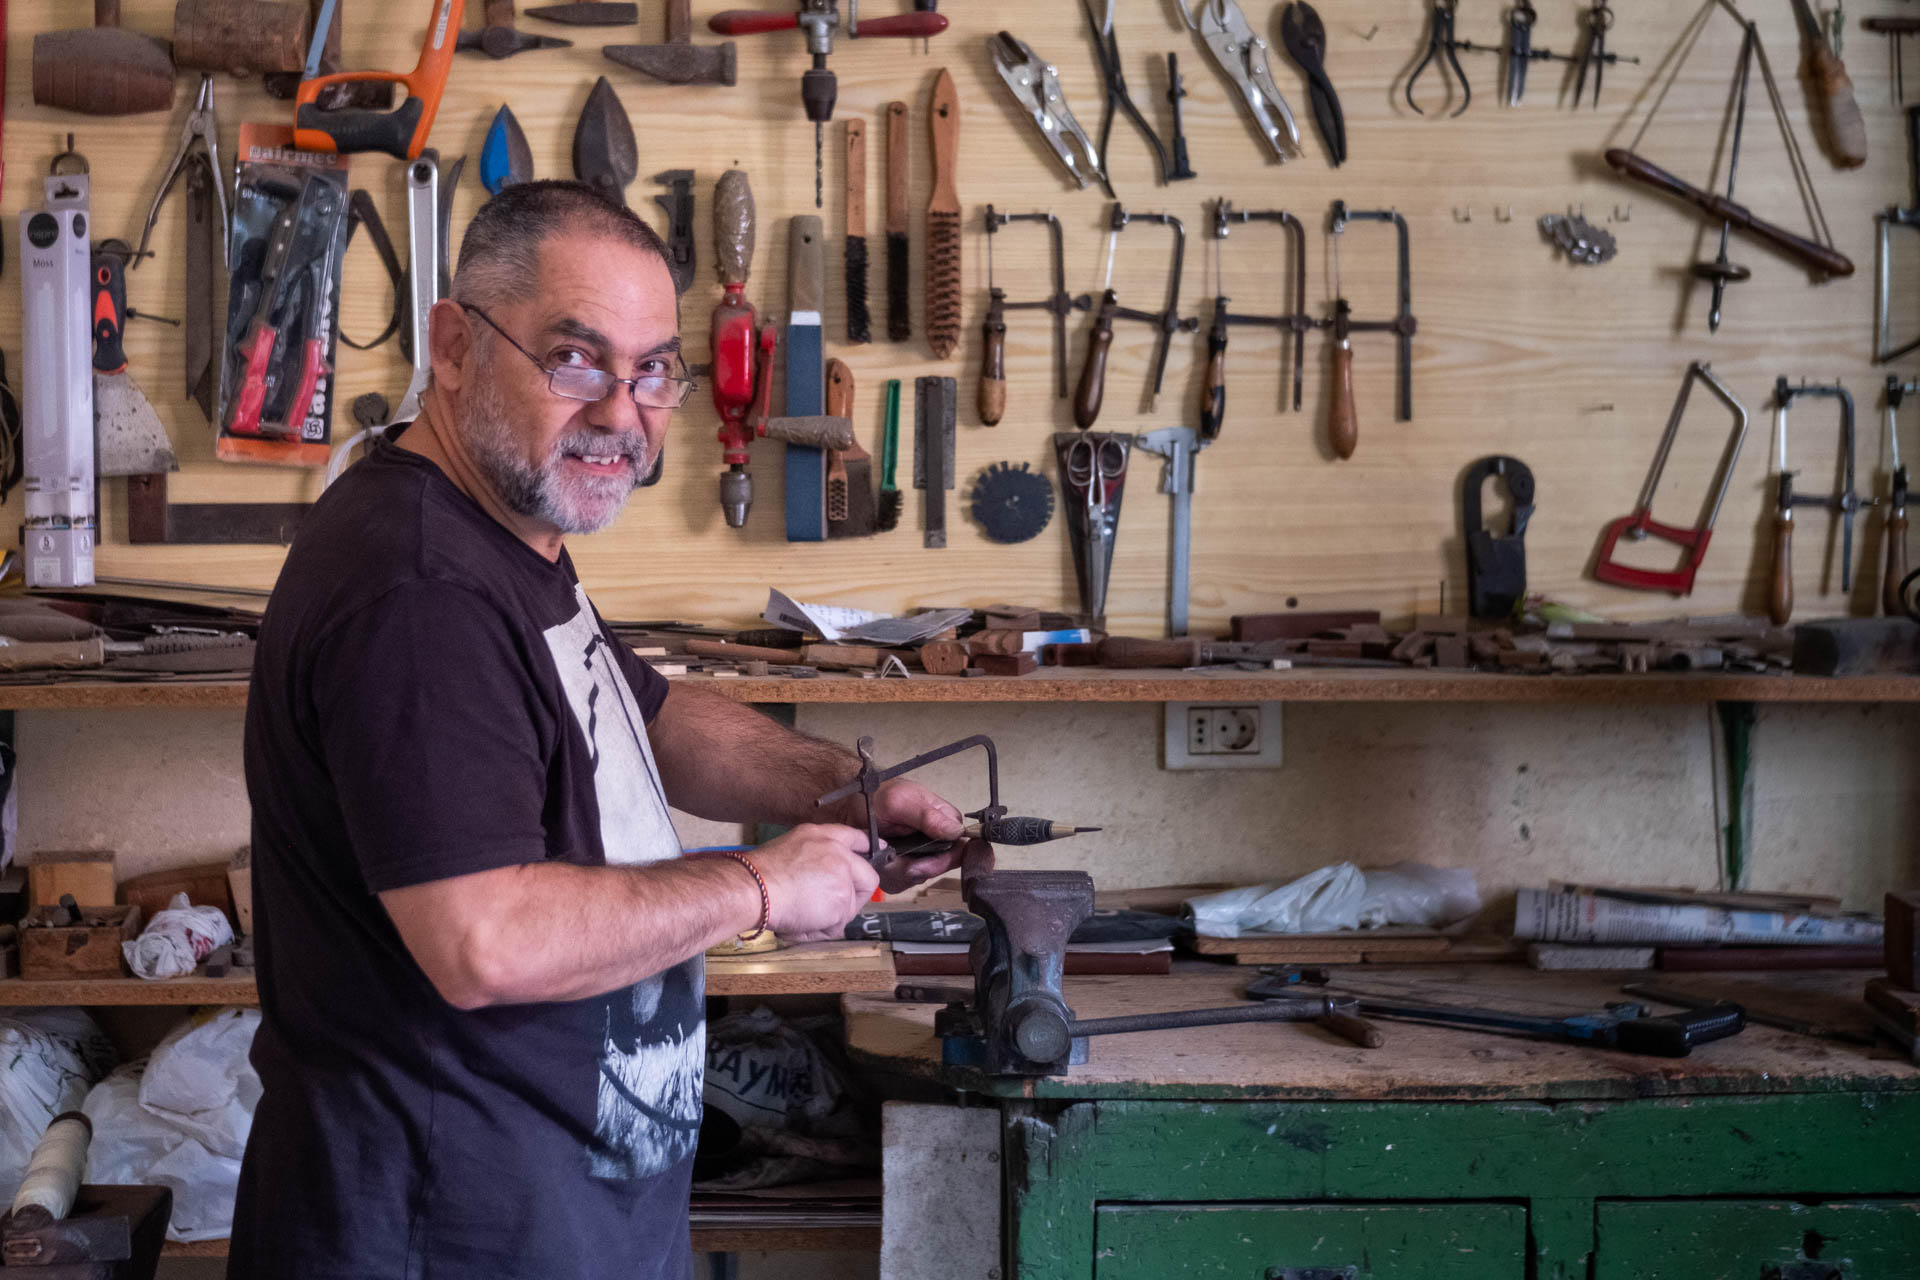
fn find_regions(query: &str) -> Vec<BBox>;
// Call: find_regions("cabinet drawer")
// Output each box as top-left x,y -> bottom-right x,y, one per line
1595,1200 -> 1920,1279
1094,1203 -> 1526,1280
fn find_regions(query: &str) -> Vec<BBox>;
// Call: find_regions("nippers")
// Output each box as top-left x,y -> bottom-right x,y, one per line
1408,0 -> 1471,118
1278,2 -> 1344,165
989,31 -> 1102,190
1081,0 -> 1171,192
1176,0 -> 1299,160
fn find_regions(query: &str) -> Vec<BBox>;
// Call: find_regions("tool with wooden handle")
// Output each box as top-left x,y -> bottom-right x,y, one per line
32,0 -> 174,115
1323,201 -> 1414,458
983,208 -> 1090,426
1882,377 -> 1914,617
1789,0 -> 1866,169
1073,204 -> 1198,428
926,68 -> 962,360
845,120 -> 870,343
885,100 -> 911,342
825,358 -> 876,537
1606,149 -> 1853,280
1208,200 -> 1311,430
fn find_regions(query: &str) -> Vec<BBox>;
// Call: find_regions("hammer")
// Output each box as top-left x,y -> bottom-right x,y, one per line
34,0 -> 174,116
603,0 -> 736,84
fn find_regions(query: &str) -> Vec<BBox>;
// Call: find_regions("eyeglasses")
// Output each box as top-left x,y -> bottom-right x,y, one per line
462,304 -> 697,410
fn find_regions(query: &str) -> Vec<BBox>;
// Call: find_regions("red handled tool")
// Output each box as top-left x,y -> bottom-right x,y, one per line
227,179 -> 344,439
1593,361 -> 1749,596
295,0 -> 466,160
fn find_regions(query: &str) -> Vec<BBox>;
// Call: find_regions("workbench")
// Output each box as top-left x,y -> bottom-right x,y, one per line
846,964 -> 1920,1280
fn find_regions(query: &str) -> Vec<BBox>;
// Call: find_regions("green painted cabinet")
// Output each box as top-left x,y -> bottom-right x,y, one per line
1095,1203 -> 1527,1279
1593,1200 -> 1920,1279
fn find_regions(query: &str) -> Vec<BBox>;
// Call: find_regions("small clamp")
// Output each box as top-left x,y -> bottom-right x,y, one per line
1177,0 -> 1299,159
988,31 -> 1102,190
1408,0 -> 1471,117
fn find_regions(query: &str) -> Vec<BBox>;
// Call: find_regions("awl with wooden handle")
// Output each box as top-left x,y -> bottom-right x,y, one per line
1791,0 -> 1867,169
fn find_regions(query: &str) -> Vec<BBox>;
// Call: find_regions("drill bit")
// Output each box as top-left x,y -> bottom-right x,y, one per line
815,122 -> 824,208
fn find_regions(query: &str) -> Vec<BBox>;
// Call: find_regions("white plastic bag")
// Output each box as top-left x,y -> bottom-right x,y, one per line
82,1064 -> 240,1243
123,891 -> 234,980
1185,862 -> 1482,937
0,1008 -> 115,1206
140,1008 -> 261,1159
704,1006 -> 860,1137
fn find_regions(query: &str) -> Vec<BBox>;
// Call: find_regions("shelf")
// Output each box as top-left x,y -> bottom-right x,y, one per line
0,945 -> 896,1006
4,668 -> 1920,709
162,1225 -> 881,1258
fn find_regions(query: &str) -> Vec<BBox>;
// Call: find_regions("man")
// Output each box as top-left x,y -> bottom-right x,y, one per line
232,181 -> 970,1279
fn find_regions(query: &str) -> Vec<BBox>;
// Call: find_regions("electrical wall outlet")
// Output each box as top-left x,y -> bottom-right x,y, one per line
1164,702 -> 1284,769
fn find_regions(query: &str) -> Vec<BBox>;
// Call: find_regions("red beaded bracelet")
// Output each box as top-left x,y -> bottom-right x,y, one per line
696,850 -> 771,942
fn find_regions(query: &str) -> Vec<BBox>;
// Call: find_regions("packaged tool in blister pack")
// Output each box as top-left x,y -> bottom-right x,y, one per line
218,125 -> 351,466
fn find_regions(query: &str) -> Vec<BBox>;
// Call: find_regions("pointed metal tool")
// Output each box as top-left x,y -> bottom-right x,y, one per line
572,76 -> 639,206
527,1 -> 637,22
482,105 -> 534,194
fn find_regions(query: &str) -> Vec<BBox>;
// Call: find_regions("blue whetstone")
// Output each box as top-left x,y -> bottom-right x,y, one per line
784,313 -> 826,542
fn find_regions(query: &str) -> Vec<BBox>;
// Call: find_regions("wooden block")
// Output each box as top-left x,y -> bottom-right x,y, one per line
918,640 -> 970,675
1863,977 -> 1920,1032
1043,641 -> 1101,666
119,861 -> 236,931
981,605 -> 1042,631
1433,636 -> 1470,669
1413,614 -> 1475,635
1888,890 -> 1920,990
1231,611 -> 1380,642
20,903 -> 141,979
25,855 -> 116,909
973,652 -> 1038,677
801,644 -> 885,670
965,629 -> 1025,656
1390,633 -> 1434,662
228,851 -> 253,936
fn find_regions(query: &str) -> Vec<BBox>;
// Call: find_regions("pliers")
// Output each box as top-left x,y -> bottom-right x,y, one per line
1081,0 -> 1171,193
989,31 -> 1103,190
136,73 -> 228,269
1176,0 -> 1299,160
1278,2 -> 1345,165
1407,0 -> 1471,118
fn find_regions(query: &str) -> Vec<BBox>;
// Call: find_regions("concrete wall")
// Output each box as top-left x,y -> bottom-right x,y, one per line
21,699 -> 1919,911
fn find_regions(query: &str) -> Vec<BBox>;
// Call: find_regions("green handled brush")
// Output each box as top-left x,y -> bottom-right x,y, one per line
876,378 -> 903,532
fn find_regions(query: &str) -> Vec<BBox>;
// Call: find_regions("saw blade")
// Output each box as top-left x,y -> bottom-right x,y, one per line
969,460 -> 1054,544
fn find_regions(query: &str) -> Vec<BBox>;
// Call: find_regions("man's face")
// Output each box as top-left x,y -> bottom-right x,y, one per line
459,231 -> 680,536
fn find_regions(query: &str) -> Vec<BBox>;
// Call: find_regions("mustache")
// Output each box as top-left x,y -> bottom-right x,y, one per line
550,429 -> 652,469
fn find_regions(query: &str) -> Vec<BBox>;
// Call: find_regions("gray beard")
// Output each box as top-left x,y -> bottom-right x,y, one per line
462,360 -> 652,535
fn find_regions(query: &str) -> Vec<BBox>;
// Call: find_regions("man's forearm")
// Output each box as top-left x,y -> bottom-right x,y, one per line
649,685 -> 864,826
383,856 -> 762,1009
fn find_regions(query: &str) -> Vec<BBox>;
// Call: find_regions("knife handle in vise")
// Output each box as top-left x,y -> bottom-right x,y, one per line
1329,335 -> 1357,459
1074,291 -> 1116,429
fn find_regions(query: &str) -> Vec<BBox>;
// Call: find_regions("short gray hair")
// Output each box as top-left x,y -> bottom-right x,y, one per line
451,180 -> 670,311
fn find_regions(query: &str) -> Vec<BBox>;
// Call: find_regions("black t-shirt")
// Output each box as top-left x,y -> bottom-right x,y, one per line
231,429 -> 702,1280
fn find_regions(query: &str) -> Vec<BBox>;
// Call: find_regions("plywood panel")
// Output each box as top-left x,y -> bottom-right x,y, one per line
1,0 -> 1907,634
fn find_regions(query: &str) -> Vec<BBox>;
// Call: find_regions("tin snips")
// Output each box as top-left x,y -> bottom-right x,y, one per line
1176,0 -> 1299,161
988,32 -> 1102,190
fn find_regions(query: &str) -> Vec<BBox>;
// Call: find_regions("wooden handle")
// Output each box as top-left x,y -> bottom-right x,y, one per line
1199,316 -> 1226,440
928,68 -> 959,216
484,0 -> 514,30
826,357 -> 853,417
845,120 -> 866,239
1329,339 -> 1357,459
884,101 -> 910,234
0,639 -> 106,672
685,638 -> 803,663
1603,149 -> 1854,278
1885,509 -> 1909,616
1095,636 -> 1205,668
1074,293 -> 1116,429
789,216 -> 825,313
980,318 -> 1005,426
714,170 -> 755,287
1318,1012 -> 1383,1049
96,0 -> 120,28
1810,46 -> 1868,170
1769,511 -> 1795,626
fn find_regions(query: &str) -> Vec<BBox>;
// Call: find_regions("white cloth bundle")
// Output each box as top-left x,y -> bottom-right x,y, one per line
123,891 -> 234,980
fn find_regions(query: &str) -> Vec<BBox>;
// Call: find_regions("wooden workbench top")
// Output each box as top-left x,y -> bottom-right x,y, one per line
843,965 -> 1920,1102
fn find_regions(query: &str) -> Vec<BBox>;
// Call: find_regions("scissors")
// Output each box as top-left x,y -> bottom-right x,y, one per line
1064,433 -> 1131,621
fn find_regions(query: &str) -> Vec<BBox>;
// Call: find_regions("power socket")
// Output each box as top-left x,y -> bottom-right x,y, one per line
1164,702 -> 1284,769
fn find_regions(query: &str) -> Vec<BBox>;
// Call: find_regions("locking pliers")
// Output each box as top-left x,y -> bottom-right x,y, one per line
988,31 -> 1102,190
1175,0 -> 1299,160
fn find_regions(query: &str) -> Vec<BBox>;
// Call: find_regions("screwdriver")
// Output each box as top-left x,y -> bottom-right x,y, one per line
1790,0 -> 1867,168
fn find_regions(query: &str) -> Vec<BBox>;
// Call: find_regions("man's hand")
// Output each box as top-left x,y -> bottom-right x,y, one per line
751,824 -> 880,941
867,778 -> 976,894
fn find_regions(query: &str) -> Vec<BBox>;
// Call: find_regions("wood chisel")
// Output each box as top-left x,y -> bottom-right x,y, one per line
825,358 -> 875,537
784,215 -> 830,541
925,68 -> 961,360
844,119 -> 870,344
914,376 -> 956,548
885,100 -> 910,342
